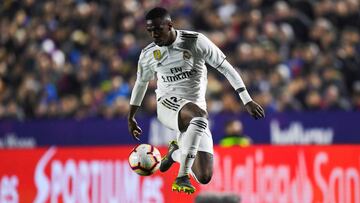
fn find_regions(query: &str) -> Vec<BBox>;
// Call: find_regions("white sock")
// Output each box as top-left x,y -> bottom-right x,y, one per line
178,117 -> 208,177
173,149 -> 201,183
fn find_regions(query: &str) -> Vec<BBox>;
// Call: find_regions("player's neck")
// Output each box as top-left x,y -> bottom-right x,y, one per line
165,29 -> 177,46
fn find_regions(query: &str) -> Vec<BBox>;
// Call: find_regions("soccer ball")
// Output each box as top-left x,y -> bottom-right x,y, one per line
128,144 -> 162,176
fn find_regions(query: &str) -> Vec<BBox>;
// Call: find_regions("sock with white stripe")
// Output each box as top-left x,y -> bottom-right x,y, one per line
177,117 -> 208,177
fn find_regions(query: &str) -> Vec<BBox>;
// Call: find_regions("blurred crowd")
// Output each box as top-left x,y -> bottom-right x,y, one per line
1,0 -> 360,120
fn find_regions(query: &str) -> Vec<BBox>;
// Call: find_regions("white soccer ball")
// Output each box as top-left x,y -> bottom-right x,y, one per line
128,144 -> 162,176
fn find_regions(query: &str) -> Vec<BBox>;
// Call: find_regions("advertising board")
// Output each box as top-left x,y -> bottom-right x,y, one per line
1,145 -> 359,203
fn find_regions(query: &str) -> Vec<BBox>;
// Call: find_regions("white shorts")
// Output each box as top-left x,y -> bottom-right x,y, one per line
157,96 -> 213,154
157,96 -> 190,131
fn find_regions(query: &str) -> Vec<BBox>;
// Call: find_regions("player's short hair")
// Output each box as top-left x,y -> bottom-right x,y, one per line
145,7 -> 171,21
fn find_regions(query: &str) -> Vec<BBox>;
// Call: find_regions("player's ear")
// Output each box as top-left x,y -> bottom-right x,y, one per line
167,21 -> 173,30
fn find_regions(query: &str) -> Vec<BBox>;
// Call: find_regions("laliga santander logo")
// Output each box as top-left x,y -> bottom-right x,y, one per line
314,152 -> 360,203
0,175 -> 19,203
203,149 -> 360,203
290,152 -> 313,203
33,147 -> 164,203
202,150 -> 314,203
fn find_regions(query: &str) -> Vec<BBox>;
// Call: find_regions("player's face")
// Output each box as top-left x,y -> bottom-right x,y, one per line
146,18 -> 172,46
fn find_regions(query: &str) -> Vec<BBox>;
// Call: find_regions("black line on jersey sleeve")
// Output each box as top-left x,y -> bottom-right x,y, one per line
180,32 -> 198,39
181,32 -> 199,36
236,87 -> 246,94
180,36 -> 198,39
181,34 -> 198,37
214,57 -> 227,69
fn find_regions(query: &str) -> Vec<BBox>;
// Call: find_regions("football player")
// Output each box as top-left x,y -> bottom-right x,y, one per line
128,7 -> 265,194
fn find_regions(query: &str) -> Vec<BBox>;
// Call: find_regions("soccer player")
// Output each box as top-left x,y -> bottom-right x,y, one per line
128,7 -> 265,194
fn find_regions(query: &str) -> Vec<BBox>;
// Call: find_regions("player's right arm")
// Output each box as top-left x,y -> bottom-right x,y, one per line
128,51 -> 154,140
128,105 -> 142,141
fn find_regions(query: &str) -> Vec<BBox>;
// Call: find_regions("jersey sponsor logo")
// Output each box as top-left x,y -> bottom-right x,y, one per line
161,69 -> 197,82
153,50 -> 162,60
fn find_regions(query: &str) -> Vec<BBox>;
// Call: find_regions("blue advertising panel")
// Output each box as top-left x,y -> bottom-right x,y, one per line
210,111 -> 359,145
0,112 -> 359,147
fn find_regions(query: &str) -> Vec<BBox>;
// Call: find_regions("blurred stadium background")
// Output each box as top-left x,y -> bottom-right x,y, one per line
1,0 -> 360,202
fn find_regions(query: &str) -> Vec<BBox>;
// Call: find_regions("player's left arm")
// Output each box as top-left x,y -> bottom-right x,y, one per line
196,33 -> 265,119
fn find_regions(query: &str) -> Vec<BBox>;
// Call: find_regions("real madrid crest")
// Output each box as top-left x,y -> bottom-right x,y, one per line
183,50 -> 191,60
153,50 -> 162,60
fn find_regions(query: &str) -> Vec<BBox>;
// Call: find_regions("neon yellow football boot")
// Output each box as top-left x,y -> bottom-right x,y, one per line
172,175 -> 195,194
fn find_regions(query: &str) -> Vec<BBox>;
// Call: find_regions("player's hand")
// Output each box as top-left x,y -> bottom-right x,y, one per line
128,117 -> 142,141
245,101 -> 265,120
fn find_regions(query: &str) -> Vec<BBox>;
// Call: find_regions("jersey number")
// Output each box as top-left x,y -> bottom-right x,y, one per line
170,97 -> 178,103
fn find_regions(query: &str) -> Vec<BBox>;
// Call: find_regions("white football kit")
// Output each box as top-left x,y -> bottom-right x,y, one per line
130,30 -> 251,153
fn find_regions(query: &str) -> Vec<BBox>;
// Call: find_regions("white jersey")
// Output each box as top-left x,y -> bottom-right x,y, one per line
136,30 -> 226,106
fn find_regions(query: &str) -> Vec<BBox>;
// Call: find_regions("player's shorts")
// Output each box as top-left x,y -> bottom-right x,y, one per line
157,96 -> 190,131
157,96 -> 213,154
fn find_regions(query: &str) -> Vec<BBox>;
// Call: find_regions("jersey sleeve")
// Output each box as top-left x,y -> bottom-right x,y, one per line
216,60 -> 252,104
196,33 -> 226,68
136,51 -> 155,83
129,51 -> 155,106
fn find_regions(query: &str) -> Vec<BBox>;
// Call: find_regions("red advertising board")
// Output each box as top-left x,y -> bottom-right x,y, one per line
0,145 -> 359,203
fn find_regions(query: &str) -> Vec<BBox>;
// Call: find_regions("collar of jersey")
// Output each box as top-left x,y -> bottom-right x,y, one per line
166,30 -> 180,48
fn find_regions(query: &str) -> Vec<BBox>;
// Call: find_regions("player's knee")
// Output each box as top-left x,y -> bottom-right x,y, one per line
179,103 -> 208,131
197,173 -> 212,184
196,168 -> 213,184
192,106 -> 207,118
182,103 -> 208,118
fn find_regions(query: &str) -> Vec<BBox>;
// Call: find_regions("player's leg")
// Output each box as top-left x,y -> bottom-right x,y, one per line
171,102 -> 209,193
190,126 -> 214,184
156,97 -> 210,193
191,151 -> 213,184
161,133 -> 213,189
157,96 -> 188,173
162,130 -> 214,184
158,96 -> 190,173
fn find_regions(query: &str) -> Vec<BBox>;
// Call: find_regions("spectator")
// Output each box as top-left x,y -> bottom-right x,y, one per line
220,119 -> 252,147
0,0 -> 359,120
